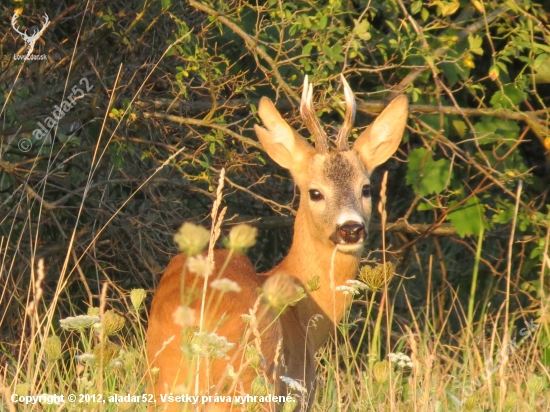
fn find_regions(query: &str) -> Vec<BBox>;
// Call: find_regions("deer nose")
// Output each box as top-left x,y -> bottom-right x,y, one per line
338,222 -> 365,244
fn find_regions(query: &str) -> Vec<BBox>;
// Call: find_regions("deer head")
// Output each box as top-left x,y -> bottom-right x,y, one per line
254,75 -> 408,253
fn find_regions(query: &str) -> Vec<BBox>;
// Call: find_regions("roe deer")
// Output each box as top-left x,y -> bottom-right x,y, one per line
146,75 -> 408,411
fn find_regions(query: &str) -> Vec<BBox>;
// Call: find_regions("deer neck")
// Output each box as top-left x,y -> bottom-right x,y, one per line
273,205 -> 361,351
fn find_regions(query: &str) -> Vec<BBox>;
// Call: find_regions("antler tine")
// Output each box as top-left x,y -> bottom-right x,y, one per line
300,75 -> 329,154
11,13 -> 24,36
336,74 -> 356,151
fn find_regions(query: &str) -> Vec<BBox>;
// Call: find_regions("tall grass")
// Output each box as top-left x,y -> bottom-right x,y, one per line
2,163 -> 548,412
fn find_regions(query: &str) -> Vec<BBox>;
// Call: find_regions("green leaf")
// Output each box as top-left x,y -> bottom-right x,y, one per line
411,0 -> 422,14
161,0 -> 171,9
490,84 -> 527,109
446,197 -> 486,237
406,148 -> 452,196
302,43 -> 313,56
452,119 -> 467,138
318,16 -> 328,30
468,34 -> 484,56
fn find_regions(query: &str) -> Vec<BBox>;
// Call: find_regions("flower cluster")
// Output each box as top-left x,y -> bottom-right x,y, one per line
388,352 -> 413,368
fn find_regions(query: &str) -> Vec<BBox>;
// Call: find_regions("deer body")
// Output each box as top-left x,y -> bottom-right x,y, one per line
146,76 -> 408,411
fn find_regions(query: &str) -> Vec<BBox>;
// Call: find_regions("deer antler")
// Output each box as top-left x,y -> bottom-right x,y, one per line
11,13 -> 26,37
41,13 -> 50,27
335,74 -> 356,151
300,75 -> 329,154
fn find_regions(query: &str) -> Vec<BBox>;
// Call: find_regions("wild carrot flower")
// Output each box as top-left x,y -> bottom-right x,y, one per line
44,335 -> 62,361
174,222 -> 210,256
60,315 -> 100,330
101,310 -> 125,335
280,376 -> 307,393
210,278 -> 242,293
359,262 -> 396,291
191,332 -> 235,360
130,288 -> 146,310
263,273 -> 302,311
335,285 -> 359,295
227,224 -> 257,252
388,352 -> 413,368
187,254 -> 212,278
173,306 -> 195,327
372,360 -> 390,384
527,374 -> 546,395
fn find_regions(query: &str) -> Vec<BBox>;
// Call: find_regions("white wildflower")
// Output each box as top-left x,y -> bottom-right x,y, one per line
60,315 -> 100,330
280,376 -> 307,393
75,353 -> 96,362
227,365 -> 237,379
335,285 -> 359,295
241,314 -> 252,323
173,306 -> 196,327
191,332 -> 235,360
210,278 -> 242,293
187,254 -> 212,278
388,352 -> 413,368
345,279 -> 369,290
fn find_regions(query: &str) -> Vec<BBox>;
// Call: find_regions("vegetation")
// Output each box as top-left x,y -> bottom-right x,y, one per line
0,0 -> 549,410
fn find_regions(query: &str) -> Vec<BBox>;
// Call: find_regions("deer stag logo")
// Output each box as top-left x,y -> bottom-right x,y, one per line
11,11 -> 50,57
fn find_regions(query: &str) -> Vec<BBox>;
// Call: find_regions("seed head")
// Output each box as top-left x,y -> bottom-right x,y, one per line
359,262 -> 396,291
44,335 -> 62,361
87,307 -> 100,316
503,392 -> 518,411
251,376 -> 268,397
228,224 -> 257,252
372,360 -> 389,384
263,273 -> 302,311
463,392 -> 481,410
527,374 -> 546,395
174,222 -> 210,256
246,346 -> 263,369
307,275 -> 320,292
15,383 -> 29,397
102,310 -> 125,336
130,288 -> 146,311
93,340 -> 120,364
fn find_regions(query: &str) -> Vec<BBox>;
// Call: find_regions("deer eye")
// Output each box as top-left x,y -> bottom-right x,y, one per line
362,185 -> 371,198
309,189 -> 324,201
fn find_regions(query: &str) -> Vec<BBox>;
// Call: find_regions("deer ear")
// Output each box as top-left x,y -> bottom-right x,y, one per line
254,97 -> 316,171
353,96 -> 408,174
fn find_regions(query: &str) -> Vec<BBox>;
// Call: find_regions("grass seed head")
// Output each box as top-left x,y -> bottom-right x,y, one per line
174,222 -> 210,256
